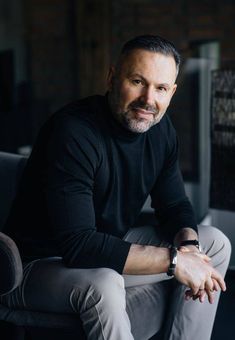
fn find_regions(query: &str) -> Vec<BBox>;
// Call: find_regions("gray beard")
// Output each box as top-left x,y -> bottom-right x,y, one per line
118,112 -> 157,133
108,91 -> 161,133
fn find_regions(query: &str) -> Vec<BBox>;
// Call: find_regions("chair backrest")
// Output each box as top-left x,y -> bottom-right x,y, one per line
0,152 -> 27,231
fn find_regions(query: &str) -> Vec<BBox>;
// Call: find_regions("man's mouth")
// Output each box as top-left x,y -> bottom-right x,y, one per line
132,107 -> 156,118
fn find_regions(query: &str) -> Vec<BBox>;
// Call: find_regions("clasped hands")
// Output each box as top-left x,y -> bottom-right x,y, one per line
175,245 -> 226,304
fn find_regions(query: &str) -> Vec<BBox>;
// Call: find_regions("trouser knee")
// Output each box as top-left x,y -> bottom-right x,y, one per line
70,268 -> 126,313
91,268 -> 125,293
198,225 -> 231,268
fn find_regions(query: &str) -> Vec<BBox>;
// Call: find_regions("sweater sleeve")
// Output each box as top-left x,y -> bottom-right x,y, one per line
150,117 -> 197,242
45,116 -> 131,273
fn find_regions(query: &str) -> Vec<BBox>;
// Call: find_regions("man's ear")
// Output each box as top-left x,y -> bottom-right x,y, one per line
107,66 -> 115,91
171,84 -> 177,98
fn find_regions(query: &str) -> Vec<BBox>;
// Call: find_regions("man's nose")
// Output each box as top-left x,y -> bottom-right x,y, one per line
140,86 -> 156,106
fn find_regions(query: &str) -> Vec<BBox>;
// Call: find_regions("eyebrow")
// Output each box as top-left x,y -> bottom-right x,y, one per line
127,72 -> 145,80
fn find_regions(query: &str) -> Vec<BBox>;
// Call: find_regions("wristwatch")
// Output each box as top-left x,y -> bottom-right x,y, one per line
180,239 -> 202,253
167,246 -> 178,277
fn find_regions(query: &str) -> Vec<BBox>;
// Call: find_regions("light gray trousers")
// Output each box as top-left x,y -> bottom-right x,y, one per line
1,225 -> 231,340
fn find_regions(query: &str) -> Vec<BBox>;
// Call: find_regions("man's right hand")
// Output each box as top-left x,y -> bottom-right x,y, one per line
174,248 -> 226,303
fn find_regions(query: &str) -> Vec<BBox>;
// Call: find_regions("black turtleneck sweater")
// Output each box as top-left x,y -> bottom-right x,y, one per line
5,95 -> 197,273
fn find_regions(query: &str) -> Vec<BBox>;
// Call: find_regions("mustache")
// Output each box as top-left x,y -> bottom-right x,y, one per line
128,100 -> 158,114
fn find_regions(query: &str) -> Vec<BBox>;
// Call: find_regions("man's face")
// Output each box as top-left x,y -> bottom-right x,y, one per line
108,49 -> 177,133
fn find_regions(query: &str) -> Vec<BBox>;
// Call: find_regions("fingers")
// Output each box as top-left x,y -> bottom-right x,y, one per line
190,284 -> 200,296
190,265 -> 226,296
206,289 -> 215,304
212,278 -> 220,292
196,288 -> 213,304
211,268 -> 226,291
184,289 -> 206,303
198,290 -> 207,303
205,276 -> 214,292
195,289 -> 207,303
202,265 -> 226,292
185,278 -> 223,304
184,289 -> 194,301
185,275 -> 223,304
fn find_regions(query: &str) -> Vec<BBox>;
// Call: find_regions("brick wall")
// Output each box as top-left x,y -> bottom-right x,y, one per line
110,0 -> 235,60
24,0 -> 76,114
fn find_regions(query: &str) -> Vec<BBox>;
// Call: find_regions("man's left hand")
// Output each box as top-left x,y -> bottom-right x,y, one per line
179,246 -> 219,304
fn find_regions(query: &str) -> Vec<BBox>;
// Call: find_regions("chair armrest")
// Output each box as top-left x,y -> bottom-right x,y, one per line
0,232 -> 23,296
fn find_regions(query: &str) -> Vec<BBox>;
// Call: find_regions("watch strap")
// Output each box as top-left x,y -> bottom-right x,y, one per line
180,239 -> 202,252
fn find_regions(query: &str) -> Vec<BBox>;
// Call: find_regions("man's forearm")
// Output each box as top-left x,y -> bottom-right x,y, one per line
123,227 -> 198,275
123,244 -> 170,275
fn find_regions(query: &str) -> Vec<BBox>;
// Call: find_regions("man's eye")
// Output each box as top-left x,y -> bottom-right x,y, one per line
158,87 -> 167,92
132,79 -> 142,85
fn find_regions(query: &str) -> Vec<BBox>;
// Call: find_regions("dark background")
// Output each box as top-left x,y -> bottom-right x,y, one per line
1,0 -> 235,157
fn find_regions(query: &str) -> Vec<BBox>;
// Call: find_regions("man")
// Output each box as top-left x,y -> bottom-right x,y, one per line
3,35 -> 231,339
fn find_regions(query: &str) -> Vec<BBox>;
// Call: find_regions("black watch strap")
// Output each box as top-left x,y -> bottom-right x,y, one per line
180,239 -> 202,252
167,246 -> 178,277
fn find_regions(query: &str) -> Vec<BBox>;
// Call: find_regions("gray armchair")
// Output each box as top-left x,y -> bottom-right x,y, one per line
0,151 -> 160,340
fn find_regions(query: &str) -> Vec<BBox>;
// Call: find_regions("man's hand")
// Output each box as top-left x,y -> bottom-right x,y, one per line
175,247 -> 226,303
184,277 -> 220,304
